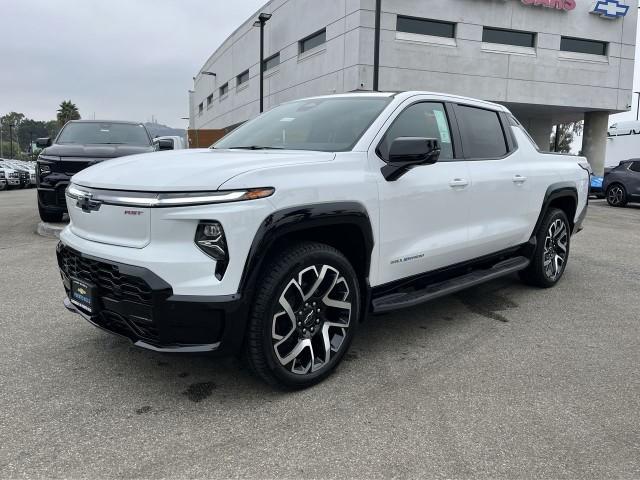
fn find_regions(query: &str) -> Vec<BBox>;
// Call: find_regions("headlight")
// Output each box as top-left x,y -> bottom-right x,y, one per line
67,184 -> 274,207
195,221 -> 229,280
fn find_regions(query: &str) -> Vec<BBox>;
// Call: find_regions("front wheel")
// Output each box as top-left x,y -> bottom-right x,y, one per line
606,184 -> 627,207
520,208 -> 571,288
244,242 -> 360,389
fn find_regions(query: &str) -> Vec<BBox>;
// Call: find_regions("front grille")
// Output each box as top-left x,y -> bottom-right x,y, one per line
58,246 -> 153,305
56,187 -> 67,207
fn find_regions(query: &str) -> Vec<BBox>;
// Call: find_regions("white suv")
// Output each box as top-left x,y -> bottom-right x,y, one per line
57,92 -> 590,388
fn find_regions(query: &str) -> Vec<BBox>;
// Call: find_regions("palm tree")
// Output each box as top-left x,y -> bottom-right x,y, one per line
57,101 -> 81,127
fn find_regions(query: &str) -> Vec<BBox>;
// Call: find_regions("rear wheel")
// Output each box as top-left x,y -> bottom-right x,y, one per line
244,242 -> 360,389
606,184 -> 627,207
38,203 -> 64,223
520,208 -> 570,288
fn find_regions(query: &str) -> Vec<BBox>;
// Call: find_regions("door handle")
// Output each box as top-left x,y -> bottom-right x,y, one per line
449,178 -> 469,188
513,175 -> 527,184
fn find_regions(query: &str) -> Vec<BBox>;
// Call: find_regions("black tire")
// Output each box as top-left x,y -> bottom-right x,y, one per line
520,208 -> 570,288
244,241 -> 360,389
38,203 -> 64,223
0,182 -> 6,191
606,183 -> 628,207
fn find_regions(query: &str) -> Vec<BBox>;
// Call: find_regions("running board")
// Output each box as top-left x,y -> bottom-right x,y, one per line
372,256 -> 530,313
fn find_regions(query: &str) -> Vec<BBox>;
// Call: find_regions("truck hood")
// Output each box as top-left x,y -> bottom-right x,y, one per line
43,143 -> 154,159
71,149 -> 335,191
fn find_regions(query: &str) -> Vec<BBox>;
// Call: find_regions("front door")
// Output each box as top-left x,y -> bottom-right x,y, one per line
371,100 -> 473,286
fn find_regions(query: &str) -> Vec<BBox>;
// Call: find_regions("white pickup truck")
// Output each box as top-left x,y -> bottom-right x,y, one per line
57,92 -> 590,388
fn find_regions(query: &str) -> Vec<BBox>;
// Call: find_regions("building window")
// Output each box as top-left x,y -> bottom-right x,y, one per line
198,103 -> 203,115
263,52 -> 280,72
560,36 -> 607,56
237,70 -> 250,86
220,83 -> 229,97
396,16 -> 455,38
482,27 -> 535,48
206,94 -> 213,108
300,29 -> 326,54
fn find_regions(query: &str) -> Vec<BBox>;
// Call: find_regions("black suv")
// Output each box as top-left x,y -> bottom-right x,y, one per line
36,120 -> 158,222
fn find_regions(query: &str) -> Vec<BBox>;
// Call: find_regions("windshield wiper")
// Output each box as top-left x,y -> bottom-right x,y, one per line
227,146 -> 285,150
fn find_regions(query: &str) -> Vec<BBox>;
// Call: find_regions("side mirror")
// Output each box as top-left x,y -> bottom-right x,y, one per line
36,137 -> 52,148
154,138 -> 174,151
381,137 -> 440,181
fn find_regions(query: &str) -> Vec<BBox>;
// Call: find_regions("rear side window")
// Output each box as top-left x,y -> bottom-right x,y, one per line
630,162 -> 640,173
454,105 -> 508,159
377,102 -> 454,161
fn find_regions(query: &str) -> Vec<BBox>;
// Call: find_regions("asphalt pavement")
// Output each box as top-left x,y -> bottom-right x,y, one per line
1,188 -> 639,479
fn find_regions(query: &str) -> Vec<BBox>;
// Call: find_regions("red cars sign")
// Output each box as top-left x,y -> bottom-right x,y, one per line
521,0 -> 576,11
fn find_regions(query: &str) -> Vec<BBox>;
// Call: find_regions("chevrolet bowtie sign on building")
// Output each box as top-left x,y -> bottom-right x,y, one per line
591,0 -> 630,18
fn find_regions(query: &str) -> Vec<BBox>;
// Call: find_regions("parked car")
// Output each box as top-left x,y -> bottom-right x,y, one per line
0,161 -> 21,189
36,120 -> 157,222
0,168 -> 7,191
3,159 -> 36,188
608,121 -> 640,136
603,159 -> 640,207
57,92 -> 589,388
589,167 -> 613,198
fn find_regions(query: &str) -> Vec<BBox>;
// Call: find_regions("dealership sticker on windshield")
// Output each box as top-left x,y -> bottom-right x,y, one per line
433,110 -> 451,144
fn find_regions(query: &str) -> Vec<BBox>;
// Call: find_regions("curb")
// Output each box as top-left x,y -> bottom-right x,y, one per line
36,221 -> 67,239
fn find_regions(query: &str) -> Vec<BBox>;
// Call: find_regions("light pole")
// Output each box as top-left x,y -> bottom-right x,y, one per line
373,0 -> 382,91
201,71 -> 216,78
8,123 -> 15,159
253,12 -> 272,113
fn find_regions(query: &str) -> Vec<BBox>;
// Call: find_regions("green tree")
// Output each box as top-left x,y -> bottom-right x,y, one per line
550,122 -> 583,153
17,119 -> 49,151
57,100 -> 81,127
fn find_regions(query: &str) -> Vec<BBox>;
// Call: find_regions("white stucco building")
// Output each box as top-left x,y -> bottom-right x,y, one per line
189,0 -> 638,174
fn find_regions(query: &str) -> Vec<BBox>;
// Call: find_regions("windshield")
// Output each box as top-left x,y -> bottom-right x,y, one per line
57,122 -> 151,146
214,97 -> 392,152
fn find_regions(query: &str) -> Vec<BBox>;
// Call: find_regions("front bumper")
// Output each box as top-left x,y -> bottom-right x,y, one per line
57,243 -> 250,355
38,183 -> 69,213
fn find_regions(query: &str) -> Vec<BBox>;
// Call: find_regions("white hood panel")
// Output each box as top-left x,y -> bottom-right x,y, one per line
71,149 -> 335,191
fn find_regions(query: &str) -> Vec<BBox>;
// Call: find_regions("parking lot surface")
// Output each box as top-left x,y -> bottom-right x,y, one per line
1,188 -> 639,479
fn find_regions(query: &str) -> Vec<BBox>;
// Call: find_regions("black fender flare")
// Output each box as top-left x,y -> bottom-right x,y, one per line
533,182 -> 578,236
238,202 -> 375,296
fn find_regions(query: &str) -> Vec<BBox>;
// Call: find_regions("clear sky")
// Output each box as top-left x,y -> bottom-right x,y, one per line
1,1 -> 638,132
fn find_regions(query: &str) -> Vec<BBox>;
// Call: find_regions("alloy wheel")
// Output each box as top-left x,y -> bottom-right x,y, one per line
271,264 -> 352,375
543,219 -> 568,281
607,186 -> 625,206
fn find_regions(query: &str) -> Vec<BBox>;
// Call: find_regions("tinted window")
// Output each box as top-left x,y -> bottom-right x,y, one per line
237,70 -> 249,86
397,16 -> 455,38
455,105 -> 508,158
483,27 -> 535,48
214,97 -> 391,152
629,162 -> 640,173
378,103 -> 454,161
263,53 -> 280,71
561,37 -> 607,55
220,83 -> 229,96
57,123 -> 151,146
300,29 -> 326,53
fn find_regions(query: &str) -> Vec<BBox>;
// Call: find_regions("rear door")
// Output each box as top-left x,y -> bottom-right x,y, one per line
452,104 -> 533,258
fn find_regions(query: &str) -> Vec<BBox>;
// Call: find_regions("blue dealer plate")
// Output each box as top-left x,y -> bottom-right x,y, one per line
70,278 -> 97,313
